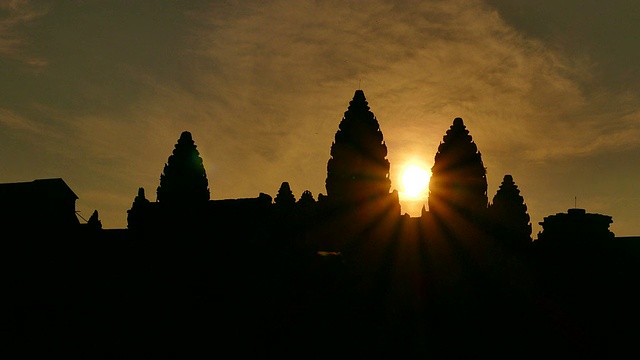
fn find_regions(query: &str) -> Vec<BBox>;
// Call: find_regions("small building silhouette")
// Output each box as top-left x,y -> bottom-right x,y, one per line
0,178 -> 80,230
537,208 -> 614,244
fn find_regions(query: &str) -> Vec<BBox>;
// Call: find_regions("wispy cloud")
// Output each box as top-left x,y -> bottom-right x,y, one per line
0,0 -> 48,66
185,0 -> 635,169
39,0 -> 618,175
0,107 -> 45,134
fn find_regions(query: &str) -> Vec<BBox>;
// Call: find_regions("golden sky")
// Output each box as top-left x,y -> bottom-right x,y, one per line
1,0 -> 639,236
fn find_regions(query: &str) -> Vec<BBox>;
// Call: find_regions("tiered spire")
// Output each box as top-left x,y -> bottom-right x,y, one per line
274,181 -> 296,208
489,174 -> 532,245
325,90 -> 391,203
428,117 -> 487,217
156,131 -> 210,205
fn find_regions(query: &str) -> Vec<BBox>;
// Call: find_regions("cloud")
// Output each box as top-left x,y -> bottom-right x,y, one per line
0,107 -> 44,133
184,0 -> 639,172
0,0 -> 48,66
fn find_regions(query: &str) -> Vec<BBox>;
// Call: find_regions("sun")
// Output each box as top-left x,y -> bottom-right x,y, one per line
401,164 -> 431,200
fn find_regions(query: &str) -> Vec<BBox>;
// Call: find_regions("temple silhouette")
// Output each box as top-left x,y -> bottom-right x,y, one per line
5,90 -> 640,358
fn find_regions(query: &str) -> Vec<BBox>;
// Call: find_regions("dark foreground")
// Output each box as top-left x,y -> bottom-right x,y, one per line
6,221 -> 640,359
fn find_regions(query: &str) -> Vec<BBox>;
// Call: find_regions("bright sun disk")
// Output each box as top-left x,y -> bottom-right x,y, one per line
401,165 -> 431,200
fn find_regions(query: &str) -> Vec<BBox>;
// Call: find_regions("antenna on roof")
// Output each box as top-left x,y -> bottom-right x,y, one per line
76,210 -> 88,223
574,196 -> 577,209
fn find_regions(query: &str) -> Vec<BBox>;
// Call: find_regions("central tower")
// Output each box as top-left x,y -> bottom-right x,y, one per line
325,90 -> 392,204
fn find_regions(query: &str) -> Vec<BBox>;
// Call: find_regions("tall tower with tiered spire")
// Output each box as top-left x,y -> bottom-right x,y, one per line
325,90 -> 392,204
428,117 -> 487,219
157,131 -> 210,206
489,174 -> 532,246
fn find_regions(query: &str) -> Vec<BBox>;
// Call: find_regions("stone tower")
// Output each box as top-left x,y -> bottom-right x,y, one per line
428,117 -> 487,219
156,131 -> 210,206
488,174 -> 532,246
325,90 -> 392,205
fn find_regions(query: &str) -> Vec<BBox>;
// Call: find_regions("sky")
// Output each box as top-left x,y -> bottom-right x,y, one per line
1,0 -> 639,236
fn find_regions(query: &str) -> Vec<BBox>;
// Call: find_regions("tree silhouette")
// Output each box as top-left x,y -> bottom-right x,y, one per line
325,90 -> 391,204
156,131 -> 210,206
488,174 -> 532,247
428,117 -> 487,218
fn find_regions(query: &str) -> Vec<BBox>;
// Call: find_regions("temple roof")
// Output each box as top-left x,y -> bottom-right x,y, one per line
0,178 -> 78,201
